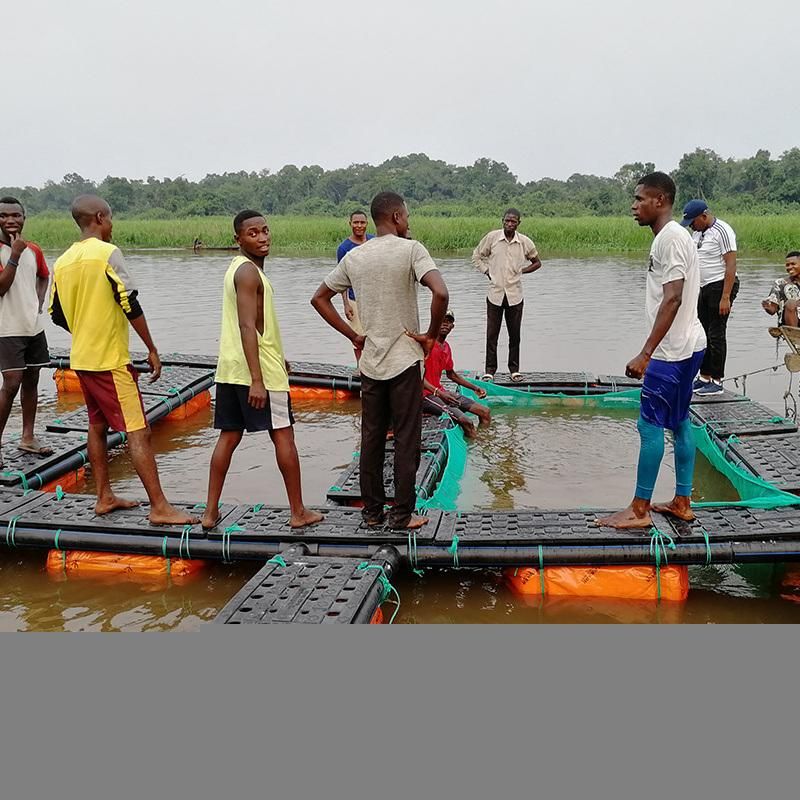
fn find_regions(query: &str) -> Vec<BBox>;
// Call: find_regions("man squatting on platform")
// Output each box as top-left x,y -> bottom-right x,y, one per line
422,309 -> 491,438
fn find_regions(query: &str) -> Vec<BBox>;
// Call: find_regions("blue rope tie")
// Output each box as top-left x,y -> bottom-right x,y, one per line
649,527 -> 676,601
5,515 -> 20,548
448,534 -> 459,568
267,554 -> 287,568
179,525 -> 192,559
357,562 -> 401,624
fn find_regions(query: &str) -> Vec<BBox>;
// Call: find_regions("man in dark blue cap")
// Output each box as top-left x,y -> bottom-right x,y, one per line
680,199 -> 738,396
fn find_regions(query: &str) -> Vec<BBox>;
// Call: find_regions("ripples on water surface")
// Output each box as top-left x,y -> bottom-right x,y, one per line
2,250 -> 799,627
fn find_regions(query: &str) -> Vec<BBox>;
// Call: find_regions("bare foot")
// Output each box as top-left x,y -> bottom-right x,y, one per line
651,498 -> 695,522
595,505 -> 653,529
95,495 -> 140,515
149,503 -> 200,526
462,423 -> 478,439
290,508 -> 324,529
391,515 -> 430,530
201,512 -> 222,531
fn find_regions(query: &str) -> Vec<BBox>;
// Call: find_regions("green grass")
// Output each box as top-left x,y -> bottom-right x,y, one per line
23,214 -> 800,255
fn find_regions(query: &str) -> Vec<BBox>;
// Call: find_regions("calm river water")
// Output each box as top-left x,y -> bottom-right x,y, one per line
2,248 -> 799,628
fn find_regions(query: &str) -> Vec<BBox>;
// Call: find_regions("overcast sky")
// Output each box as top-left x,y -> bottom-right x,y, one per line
8,0 -> 797,187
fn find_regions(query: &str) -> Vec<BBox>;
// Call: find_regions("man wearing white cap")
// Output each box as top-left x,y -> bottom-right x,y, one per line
680,199 -> 739,396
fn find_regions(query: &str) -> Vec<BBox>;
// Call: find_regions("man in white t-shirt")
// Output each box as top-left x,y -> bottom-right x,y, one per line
680,199 -> 738,396
597,173 -> 706,530
312,191 -> 449,531
0,196 -> 52,468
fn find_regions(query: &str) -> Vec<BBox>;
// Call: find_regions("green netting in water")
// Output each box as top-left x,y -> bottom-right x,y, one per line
460,379 -> 642,409
691,422 -> 800,509
418,381 -> 800,514
418,418 -> 468,512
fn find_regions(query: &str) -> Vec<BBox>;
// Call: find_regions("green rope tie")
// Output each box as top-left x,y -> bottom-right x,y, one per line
179,525 -> 192,560
78,450 -> 87,466
32,472 -> 43,490
649,527 -> 676,601
222,523 -> 244,563
54,529 -> 62,552
356,562 -> 401,624
161,536 -> 168,558
722,434 -> 741,458
267,554 -> 287,568
699,529 -> 712,566
408,526 -> 424,576
55,485 -> 65,501
1,470 -> 29,490
538,544 -> 546,597
5,515 -> 20,548
328,485 -> 342,493
448,535 -> 459,568
252,503 -> 264,513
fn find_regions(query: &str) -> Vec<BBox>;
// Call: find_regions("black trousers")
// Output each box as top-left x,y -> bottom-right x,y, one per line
359,363 -> 422,527
697,278 -> 739,380
485,296 -> 524,375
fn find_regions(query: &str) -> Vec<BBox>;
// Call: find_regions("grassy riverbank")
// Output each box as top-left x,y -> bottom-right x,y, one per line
24,214 -> 800,254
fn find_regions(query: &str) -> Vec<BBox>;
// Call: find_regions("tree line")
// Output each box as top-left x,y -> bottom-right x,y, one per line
4,148 -> 800,219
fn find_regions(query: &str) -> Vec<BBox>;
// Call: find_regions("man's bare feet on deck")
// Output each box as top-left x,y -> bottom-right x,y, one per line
595,505 -> 653,529
290,508 -> 324,529
651,497 -> 695,522
201,511 -> 223,531
149,503 -> 200,526
95,495 -> 140,515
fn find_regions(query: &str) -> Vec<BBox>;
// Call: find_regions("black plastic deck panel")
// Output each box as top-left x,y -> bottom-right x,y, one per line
690,400 -> 797,438
690,387 -> 748,404
725,433 -> 800,494
206,505 -> 440,544
326,450 -> 444,502
0,432 -> 90,487
658,504 -> 800,540
288,361 -> 359,381
7,491 -> 239,538
214,553 -> 387,624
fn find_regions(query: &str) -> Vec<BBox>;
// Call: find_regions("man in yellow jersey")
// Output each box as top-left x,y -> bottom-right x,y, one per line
50,195 -> 198,526
201,210 -> 323,531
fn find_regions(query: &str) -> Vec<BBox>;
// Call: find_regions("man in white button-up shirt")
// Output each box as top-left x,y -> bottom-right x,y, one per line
472,208 -> 542,381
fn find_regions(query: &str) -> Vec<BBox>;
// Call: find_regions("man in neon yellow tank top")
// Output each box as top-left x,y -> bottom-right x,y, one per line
202,211 -> 323,530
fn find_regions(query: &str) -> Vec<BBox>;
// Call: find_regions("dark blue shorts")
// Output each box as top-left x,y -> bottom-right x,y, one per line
640,350 -> 705,430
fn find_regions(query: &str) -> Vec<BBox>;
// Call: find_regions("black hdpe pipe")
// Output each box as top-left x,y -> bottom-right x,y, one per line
288,374 -> 361,392
4,522 -> 800,568
19,379 -> 214,490
407,539 -> 800,567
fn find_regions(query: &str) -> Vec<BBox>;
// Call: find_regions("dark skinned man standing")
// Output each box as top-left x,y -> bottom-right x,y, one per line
50,195 -> 197,526
312,191 -> 449,531
0,196 -> 52,468
597,172 -> 706,530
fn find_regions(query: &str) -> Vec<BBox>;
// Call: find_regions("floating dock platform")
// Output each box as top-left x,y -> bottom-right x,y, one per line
4,356 -> 800,623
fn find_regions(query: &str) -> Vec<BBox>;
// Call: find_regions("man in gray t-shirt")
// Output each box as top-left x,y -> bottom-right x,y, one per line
312,191 -> 449,530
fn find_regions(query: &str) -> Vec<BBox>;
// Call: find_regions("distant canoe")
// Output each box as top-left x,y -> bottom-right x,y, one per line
190,245 -> 239,251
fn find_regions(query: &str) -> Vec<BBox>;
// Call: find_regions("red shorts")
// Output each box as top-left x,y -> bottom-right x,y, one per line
76,365 -> 148,433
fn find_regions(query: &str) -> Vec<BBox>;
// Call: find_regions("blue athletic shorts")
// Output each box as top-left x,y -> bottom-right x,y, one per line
640,350 -> 705,431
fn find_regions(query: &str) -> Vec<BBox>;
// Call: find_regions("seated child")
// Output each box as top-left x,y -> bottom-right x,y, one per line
422,310 -> 490,438
763,251 -> 800,331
